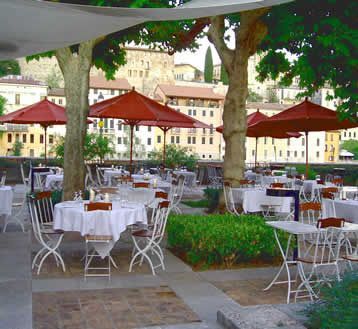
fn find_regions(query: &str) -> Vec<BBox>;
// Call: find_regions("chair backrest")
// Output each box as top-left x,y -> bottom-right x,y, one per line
84,202 -> 112,211
30,191 -> 54,227
270,182 -> 285,188
317,217 -> 345,229
322,187 -> 339,194
152,200 -> 171,239
133,182 -> 149,188
20,163 -> 28,186
97,187 -> 117,194
169,175 -> 185,206
322,191 -> 335,200
155,191 -> 168,200
239,179 -> 254,187
300,202 -> 321,224
0,170 -> 6,186
332,178 -> 343,186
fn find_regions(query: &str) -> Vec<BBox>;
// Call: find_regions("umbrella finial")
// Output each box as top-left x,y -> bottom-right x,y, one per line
305,96 -> 309,101
256,108 -> 260,112
132,86 -> 135,91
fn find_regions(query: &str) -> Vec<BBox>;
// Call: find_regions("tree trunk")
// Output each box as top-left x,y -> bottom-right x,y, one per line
208,10 -> 268,187
55,41 -> 95,200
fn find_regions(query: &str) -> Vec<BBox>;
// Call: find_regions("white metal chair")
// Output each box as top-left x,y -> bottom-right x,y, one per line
295,218 -> 344,301
95,166 -> 105,186
0,170 -> 6,186
207,165 -> 222,187
169,175 -> 185,214
84,202 -> 114,280
129,200 -> 170,275
20,163 -> 30,190
299,202 -> 322,225
3,186 -> 27,232
223,181 -> 240,216
28,193 -> 65,275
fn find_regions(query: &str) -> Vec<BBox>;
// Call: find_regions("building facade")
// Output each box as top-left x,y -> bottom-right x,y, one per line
174,64 -> 203,82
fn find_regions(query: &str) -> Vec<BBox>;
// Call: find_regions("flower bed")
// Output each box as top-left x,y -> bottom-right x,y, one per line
167,214 -> 287,268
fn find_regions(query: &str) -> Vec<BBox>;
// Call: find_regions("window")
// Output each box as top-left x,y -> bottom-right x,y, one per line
40,134 -> 44,144
187,137 -> 191,144
15,133 -> 19,141
287,151 -> 290,157
301,138 -> 305,146
202,128 -> 206,134
123,137 -> 128,144
193,109 -> 197,116
316,151 -> 320,158
202,137 -> 205,144
349,132 -> 351,137
208,154 -> 212,159
58,99 -> 63,105
157,135 -> 161,143
344,131 -> 347,137
209,137 -> 213,144
252,150 -> 255,156
30,134 -> 34,143
29,149 -> 34,157
7,134 -> 12,143
192,137 -> 196,144
128,70 -> 132,77
294,151 -> 297,157
176,136 -> 180,144
94,89 -> 98,94
117,137 -> 122,144
147,138 -> 151,145
110,120 -> 114,129
202,154 -> 206,158
287,139 -> 290,146
135,125 -> 139,131
354,132 -> 356,138
325,144 -> 328,151
264,137 -> 267,145
111,90 -> 115,95
188,109 -> 192,115
49,135 -> 54,144
15,94 -> 20,105
118,123 -> 122,131
279,150 -> 282,157
133,70 -> 137,77
147,126 -> 151,132
202,110 -> 206,116
272,138 -> 275,145
210,111 -> 214,117
139,71 -> 143,78
22,134 -> 27,143
210,124 -> 214,134
316,138 -> 320,146
171,136 -> 175,143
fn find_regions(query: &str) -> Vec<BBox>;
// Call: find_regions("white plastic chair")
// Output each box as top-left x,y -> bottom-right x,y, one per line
3,186 -> 27,232
129,200 -> 170,275
223,181 -> 240,216
295,218 -> 344,301
28,193 -> 65,275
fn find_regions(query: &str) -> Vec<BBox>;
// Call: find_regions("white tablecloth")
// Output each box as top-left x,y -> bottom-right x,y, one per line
322,199 -> 358,224
173,171 -> 196,187
45,174 -> 63,189
103,169 -> 129,185
54,200 -> 147,257
261,176 -> 292,186
232,187 -> 291,213
0,186 -> 13,215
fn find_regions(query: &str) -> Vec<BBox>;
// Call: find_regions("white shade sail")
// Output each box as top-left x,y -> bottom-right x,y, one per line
0,0 -> 292,60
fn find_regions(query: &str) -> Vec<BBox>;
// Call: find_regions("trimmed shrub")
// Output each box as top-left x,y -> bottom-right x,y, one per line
167,214 -> 287,267
305,271 -> 358,329
203,187 -> 221,212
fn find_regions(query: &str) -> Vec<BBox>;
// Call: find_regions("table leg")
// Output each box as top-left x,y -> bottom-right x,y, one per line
264,230 -> 296,304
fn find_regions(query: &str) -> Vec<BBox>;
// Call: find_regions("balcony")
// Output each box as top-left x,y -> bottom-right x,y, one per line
4,124 -> 29,132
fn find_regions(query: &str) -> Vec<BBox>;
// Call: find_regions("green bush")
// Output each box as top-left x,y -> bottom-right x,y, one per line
295,164 -> 317,180
182,199 -> 209,208
167,214 -> 287,267
305,271 -> 358,329
204,187 -> 221,212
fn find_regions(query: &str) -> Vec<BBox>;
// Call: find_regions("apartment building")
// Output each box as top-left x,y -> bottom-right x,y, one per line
174,64 -> 204,82
0,75 -> 52,157
153,84 -> 224,160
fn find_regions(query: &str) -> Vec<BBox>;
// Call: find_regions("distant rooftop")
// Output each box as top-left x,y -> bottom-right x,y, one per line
246,102 -> 291,111
157,84 -> 224,100
0,75 -> 46,86
90,75 -> 131,90
48,88 -> 65,97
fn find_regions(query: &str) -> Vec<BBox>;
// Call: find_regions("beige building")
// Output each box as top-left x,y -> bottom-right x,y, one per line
174,64 -> 203,82
153,84 -> 224,160
0,75 -> 52,157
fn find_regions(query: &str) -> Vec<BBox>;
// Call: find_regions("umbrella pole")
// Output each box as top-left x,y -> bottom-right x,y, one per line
129,124 -> 134,174
44,126 -> 47,165
163,129 -> 166,165
254,137 -> 258,170
305,131 -> 309,178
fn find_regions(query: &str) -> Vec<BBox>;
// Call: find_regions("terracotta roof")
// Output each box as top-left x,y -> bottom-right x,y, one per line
157,84 -> 224,100
0,75 -> 46,86
90,75 -> 131,90
48,88 -> 65,97
246,102 -> 291,111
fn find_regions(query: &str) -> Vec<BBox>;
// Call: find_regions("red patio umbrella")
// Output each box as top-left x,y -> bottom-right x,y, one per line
0,98 -> 69,162
90,89 -> 209,171
216,109 -> 301,168
250,98 -> 358,176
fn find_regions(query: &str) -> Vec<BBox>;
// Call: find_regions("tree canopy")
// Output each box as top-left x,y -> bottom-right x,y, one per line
204,46 -> 213,83
257,0 -> 357,121
0,60 -> 20,77
220,62 -> 229,85
0,95 -> 6,116
341,139 -> 358,160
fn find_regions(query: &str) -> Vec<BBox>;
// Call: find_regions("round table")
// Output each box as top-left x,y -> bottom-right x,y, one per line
45,174 -> 63,189
103,169 -> 130,186
0,186 -> 13,216
173,171 -> 196,187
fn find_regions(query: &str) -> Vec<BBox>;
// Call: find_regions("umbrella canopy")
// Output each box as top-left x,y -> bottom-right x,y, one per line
90,89 -> 209,169
216,109 -> 301,168
0,98 -> 92,162
250,98 -> 358,176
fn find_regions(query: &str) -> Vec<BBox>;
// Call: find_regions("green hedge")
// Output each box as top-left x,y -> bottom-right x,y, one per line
167,214 -> 287,267
305,271 -> 358,329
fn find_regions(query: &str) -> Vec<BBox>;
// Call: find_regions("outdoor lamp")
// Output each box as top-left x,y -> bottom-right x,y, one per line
98,120 -> 104,128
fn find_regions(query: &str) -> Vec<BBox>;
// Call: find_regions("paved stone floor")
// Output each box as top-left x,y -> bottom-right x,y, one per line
33,286 -> 200,329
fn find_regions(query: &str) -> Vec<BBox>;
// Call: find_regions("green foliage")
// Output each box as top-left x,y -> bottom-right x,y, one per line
305,271 -> 358,329
247,88 -> 263,102
267,88 -> 279,103
0,60 -> 20,77
52,133 -> 115,162
148,144 -> 198,171
182,199 -> 209,208
204,46 -> 213,83
0,95 -> 6,116
11,140 -> 23,156
167,214 -> 287,267
258,0 -> 358,121
341,139 -> 358,160
220,62 -> 229,85
204,187 -> 221,212
45,67 -> 63,89
295,164 -> 317,180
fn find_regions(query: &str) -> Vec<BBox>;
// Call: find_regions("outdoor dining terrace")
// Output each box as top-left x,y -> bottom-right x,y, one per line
0,161 -> 357,329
